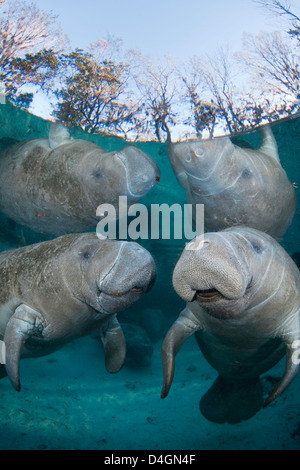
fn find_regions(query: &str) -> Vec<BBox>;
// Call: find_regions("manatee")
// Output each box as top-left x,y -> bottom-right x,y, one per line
161,227 -> 300,423
0,232 -> 156,391
0,123 -> 160,236
167,125 -> 296,238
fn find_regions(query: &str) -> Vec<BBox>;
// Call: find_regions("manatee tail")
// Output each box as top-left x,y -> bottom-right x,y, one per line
259,124 -> 280,163
199,375 -> 263,424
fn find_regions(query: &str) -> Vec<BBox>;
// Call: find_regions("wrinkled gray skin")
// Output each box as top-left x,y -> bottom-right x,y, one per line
0,124 -> 160,236
0,232 -> 156,391
161,227 -> 300,423
168,126 -> 296,238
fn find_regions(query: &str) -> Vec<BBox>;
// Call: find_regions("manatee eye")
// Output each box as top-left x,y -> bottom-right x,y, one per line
241,168 -> 251,179
92,169 -> 102,179
80,245 -> 96,260
250,241 -> 263,254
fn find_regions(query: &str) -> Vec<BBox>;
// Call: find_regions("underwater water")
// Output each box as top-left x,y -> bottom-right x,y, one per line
0,101 -> 299,451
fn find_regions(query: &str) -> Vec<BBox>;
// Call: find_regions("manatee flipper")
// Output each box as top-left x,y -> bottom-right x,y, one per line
4,304 -> 46,391
100,316 -> 126,373
264,317 -> 300,407
200,375 -> 263,424
48,123 -> 72,149
161,307 -> 201,398
259,125 -> 280,164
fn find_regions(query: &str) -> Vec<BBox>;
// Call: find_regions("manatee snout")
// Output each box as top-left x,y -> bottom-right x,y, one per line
98,242 -> 156,313
116,146 -> 160,197
174,137 -> 232,179
172,234 -> 251,307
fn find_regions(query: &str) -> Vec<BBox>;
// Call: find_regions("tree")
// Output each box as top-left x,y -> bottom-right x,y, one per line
182,89 -> 218,139
1,48 -> 60,108
180,42 -> 299,138
253,0 -> 300,41
53,48 -> 141,138
0,1 -> 65,108
240,31 -> 299,103
203,48 -> 254,134
130,53 -> 179,142
0,1 -> 65,66
252,1 -> 300,102
180,58 -> 218,138
180,49 -> 252,136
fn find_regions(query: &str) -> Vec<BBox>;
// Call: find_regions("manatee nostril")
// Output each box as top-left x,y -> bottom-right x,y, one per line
187,238 -> 210,251
185,152 -> 191,163
194,148 -> 204,158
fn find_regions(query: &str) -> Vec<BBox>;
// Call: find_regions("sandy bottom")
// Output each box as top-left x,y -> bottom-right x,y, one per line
0,331 -> 299,451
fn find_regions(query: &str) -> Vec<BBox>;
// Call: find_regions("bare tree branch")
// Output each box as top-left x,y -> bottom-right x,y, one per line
253,0 -> 300,21
0,1 -> 66,66
129,53 -> 179,141
239,31 -> 299,98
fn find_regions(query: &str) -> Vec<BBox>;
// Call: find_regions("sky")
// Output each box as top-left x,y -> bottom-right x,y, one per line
31,0 -> 286,62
